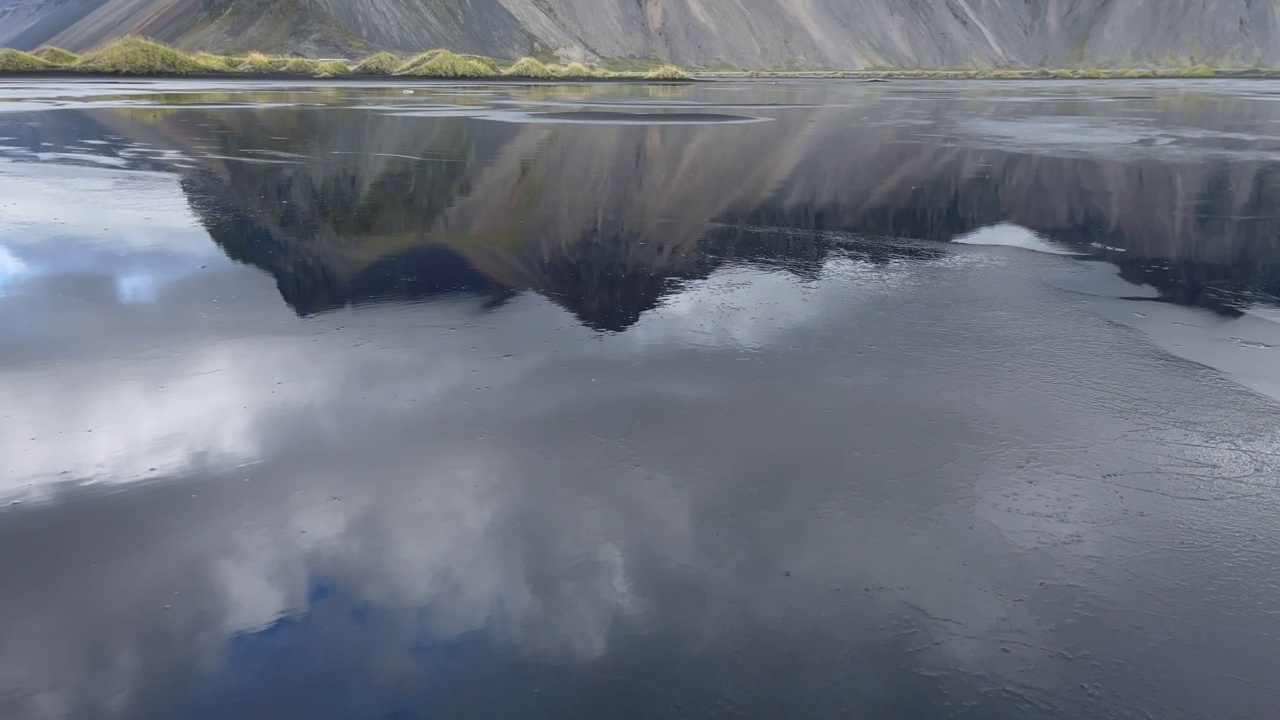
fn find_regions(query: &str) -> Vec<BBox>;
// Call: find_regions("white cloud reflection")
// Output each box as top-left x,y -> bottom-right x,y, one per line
0,155 -> 1278,720
0,162 -> 209,252
0,245 -> 26,295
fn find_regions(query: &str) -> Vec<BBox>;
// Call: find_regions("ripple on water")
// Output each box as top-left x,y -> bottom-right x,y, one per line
525,110 -> 767,124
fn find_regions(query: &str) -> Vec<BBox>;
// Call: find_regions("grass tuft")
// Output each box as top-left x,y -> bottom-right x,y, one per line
282,57 -> 320,74
76,37 -> 206,75
193,51 -> 239,71
560,61 -> 600,78
314,60 -> 351,78
397,49 -> 495,78
50,46 -> 1246,81
32,46 -> 78,66
237,51 -> 281,73
353,52 -> 402,74
504,56 -> 555,78
466,55 -> 500,72
645,64 -> 692,81
395,49 -> 445,73
0,49 -> 51,72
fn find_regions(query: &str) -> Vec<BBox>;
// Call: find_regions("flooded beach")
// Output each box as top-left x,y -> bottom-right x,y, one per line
1,78 -> 1278,719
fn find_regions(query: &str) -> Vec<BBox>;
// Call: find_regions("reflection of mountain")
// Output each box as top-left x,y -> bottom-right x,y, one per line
131,106 -> 861,330
12,90 -> 1279,327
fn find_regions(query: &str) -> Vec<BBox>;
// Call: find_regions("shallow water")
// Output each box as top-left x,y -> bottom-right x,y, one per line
1,78 -> 1279,719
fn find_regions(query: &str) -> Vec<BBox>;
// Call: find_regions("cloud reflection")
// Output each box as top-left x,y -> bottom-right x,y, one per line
2,83 -> 1280,720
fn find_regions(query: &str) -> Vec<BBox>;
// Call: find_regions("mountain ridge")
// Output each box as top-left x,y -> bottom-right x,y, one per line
1,0 -> 1277,69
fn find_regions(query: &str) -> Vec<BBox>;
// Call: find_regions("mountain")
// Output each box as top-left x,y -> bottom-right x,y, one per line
1,0 -> 1277,69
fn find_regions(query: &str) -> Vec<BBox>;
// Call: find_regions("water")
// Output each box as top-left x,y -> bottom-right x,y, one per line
1,78 -> 1279,719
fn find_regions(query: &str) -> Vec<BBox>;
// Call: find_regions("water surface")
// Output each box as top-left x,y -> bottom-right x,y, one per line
1,78 -> 1278,719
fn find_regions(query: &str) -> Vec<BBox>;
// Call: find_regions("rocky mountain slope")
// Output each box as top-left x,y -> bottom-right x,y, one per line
1,0 -> 1277,69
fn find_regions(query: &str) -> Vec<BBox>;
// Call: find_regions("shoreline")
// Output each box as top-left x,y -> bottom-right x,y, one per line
2,40 -> 1272,82
1,70 -> 1275,82
0,69 -> 699,83
716,69 -> 1280,80
2,67 -> 1276,82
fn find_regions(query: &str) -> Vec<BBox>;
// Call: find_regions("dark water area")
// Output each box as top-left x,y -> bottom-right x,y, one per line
0,79 -> 1278,719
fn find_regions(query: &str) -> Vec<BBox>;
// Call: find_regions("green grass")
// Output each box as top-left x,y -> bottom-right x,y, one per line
0,39 -> 1259,82
282,57 -> 320,74
504,56 -> 555,78
314,60 -> 351,78
397,50 -> 495,78
645,64 -> 692,81
0,41 -> 684,79
237,51 -> 281,73
466,55 -> 500,72
353,52 -> 402,74
704,61 -> 1248,80
75,37 -> 206,75
193,51 -> 239,70
395,49 -> 445,73
503,57 -> 610,79
32,46 -> 78,66
0,49 -> 50,72
560,61 -> 600,78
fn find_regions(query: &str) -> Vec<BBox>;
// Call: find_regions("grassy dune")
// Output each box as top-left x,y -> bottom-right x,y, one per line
734,65 -> 1242,79
645,64 -> 693,80
193,51 -> 239,70
237,51 -> 281,72
503,57 -> 555,79
0,49 -> 50,71
560,62 -> 595,78
397,50 -> 495,78
315,60 -> 351,78
0,37 -> 694,80
281,57 -> 320,74
0,37 -> 1261,80
354,52 -> 402,74
77,37 -> 207,74
32,46 -> 79,65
